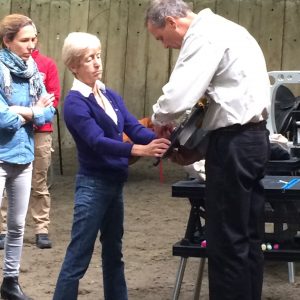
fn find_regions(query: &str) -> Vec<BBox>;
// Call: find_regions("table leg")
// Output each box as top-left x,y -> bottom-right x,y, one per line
193,258 -> 206,300
172,257 -> 188,300
288,262 -> 295,283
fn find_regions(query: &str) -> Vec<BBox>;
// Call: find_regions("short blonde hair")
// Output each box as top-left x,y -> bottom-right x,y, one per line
62,32 -> 101,70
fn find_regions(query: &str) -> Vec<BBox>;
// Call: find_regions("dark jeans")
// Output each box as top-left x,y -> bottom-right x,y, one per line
53,175 -> 127,300
205,122 -> 270,300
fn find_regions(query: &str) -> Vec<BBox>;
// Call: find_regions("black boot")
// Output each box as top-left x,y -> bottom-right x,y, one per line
0,277 -> 33,300
36,234 -> 52,249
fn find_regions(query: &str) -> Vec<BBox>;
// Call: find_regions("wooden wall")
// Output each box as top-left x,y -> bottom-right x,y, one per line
1,0 -> 300,152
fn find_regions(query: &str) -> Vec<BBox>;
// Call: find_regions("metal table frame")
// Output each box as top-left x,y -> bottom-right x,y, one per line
171,176 -> 300,300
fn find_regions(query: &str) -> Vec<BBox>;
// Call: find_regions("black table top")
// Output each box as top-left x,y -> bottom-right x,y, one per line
266,157 -> 300,173
172,176 -> 300,201
172,241 -> 300,261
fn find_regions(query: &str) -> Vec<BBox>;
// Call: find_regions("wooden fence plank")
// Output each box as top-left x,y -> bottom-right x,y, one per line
282,0 -> 300,70
282,0 -> 300,96
30,0 -> 51,55
145,33 -> 169,117
123,0 -> 148,118
105,0 -> 129,95
11,0 -> 31,15
193,0 -> 216,12
88,0 -> 110,69
216,0 -> 239,23
69,0 -> 89,32
238,0 -> 262,43
0,0 -> 11,21
62,0 -> 90,116
48,1 -> 70,77
260,0 -> 285,71
48,1 -> 71,146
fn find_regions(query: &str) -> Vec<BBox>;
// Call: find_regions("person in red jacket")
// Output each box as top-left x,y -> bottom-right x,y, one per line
0,46 -> 60,249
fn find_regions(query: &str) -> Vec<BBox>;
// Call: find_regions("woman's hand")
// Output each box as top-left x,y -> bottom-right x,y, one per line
9,105 -> 31,122
8,93 -> 54,122
131,138 -> 171,158
36,93 -> 55,108
9,106 -> 22,115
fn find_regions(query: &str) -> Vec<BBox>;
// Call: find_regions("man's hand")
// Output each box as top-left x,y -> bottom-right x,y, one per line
153,124 -> 174,139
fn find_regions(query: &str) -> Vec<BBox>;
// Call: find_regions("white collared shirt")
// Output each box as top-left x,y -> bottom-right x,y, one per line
152,9 -> 270,130
71,78 -> 118,125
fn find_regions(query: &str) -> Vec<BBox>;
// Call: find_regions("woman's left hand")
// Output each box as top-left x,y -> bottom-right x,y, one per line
36,93 -> 55,108
131,138 -> 171,157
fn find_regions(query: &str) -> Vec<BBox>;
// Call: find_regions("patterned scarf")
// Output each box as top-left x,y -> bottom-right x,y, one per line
0,48 -> 43,104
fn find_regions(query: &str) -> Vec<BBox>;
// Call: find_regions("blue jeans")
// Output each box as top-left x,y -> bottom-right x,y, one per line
53,175 -> 128,300
0,162 -> 32,277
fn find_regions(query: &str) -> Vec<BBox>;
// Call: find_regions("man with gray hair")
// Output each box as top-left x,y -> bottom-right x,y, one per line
146,1 -> 270,299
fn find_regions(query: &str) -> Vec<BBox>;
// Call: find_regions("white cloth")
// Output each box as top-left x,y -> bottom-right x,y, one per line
152,8 -> 270,130
184,160 -> 206,182
71,78 -> 118,125
269,133 -> 290,152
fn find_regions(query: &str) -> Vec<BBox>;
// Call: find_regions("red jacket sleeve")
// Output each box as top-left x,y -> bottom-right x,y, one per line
32,50 -> 61,131
44,59 -> 60,108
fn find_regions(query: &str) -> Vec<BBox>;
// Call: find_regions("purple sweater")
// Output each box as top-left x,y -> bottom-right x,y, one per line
63,88 -> 156,182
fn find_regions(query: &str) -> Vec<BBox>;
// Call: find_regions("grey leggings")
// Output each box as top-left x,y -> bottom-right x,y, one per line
0,162 -> 32,277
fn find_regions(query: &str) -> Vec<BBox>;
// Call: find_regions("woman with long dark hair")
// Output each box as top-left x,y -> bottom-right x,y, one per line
0,14 -> 55,300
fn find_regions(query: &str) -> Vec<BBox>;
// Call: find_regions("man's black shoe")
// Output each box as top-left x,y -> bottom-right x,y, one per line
0,234 -> 6,250
36,234 -> 52,249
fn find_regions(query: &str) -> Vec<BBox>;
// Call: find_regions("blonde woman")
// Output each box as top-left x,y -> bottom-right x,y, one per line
53,32 -> 170,300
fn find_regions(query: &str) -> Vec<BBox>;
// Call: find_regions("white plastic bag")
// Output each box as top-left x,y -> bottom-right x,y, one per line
183,159 -> 206,182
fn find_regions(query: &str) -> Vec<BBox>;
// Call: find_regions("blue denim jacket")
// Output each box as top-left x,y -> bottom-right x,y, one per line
0,76 -> 55,164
